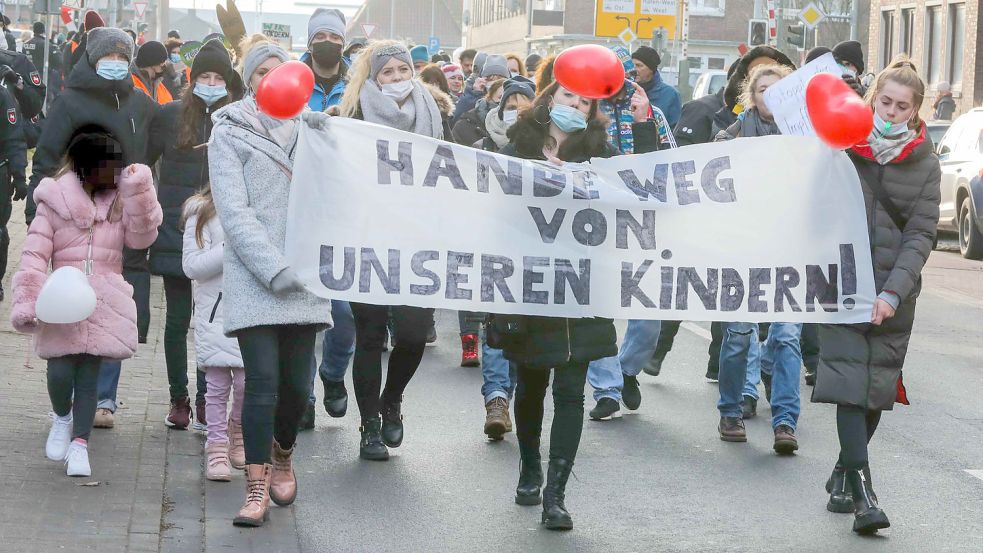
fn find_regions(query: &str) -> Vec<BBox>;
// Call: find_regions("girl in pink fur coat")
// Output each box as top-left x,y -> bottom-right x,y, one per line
9,126 -> 162,477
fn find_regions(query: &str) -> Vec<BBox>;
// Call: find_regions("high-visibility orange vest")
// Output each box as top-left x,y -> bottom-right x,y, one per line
131,73 -> 174,105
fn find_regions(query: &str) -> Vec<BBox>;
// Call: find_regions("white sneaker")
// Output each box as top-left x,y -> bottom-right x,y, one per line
65,441 -> 91,477
45,412 -> 73,461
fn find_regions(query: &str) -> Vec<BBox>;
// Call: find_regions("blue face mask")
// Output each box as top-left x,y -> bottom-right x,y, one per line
170,53 -> 182,64
549,103 -> 588,133
193,83 -> 228,106
873,110 -> 908,137
96,59 -> 130,81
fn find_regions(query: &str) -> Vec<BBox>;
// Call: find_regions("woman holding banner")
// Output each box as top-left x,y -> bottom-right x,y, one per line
209,35 -> 333,527
338,40 -> 451,462
812,57 -> 940,535
491,80 -> 617,531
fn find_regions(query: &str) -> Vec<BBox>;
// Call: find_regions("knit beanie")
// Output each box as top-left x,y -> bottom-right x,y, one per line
344,37 -> 367,57
525,53 -> 542,74
307,8 -> 346,46
241,41 -> 290,87
410,45 -> 429,64
805,46 -> 832,65
370,43 -> 414,80
85,27 -> 134,65
832,40 -> 865,74
191,39 -> 234,81
610,45 -> 636,73
442,64 -> 464,80
83,10 -> 105,33
498,76 -> 535,119
481,54 -> 509,78
472,52 -> 488,75
631,45 -> 661,70
135,40 -> 167,68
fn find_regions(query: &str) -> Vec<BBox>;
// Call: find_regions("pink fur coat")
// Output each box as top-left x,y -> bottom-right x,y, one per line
10,164 -> 163,360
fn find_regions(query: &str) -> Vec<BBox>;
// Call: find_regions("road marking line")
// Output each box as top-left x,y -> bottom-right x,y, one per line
681,322 -> 713,341
964,470 -> 983,481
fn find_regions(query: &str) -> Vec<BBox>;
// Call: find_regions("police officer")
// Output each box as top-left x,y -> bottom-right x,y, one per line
0,36 -> 47,120
22,22 -> 61,107
0,79 -> 27,301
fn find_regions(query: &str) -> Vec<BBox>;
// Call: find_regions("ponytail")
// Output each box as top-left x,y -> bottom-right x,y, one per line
865,55 -> 926,128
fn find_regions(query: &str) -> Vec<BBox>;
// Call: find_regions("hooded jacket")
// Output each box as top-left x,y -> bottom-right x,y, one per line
812,125 -> 941,410
25,56 -> 158,223
207,100 -> 333,335
302,53 -> 349,111
674,87 -> 725,147
10,164 -> 162,360
638,71 -> 681,128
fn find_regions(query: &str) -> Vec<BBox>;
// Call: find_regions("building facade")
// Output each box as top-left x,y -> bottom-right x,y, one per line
347,0 -> 464,52
869,0 -> 982,120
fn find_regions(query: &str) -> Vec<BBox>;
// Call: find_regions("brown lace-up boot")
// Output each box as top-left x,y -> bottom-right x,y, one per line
233,464 -> 272,527
270,440 -> 297,506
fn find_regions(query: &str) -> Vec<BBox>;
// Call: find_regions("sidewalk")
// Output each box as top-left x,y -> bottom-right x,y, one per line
0,206 -> 302,552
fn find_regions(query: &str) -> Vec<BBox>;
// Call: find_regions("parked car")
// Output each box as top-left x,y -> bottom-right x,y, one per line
690,70 -> 727,101
926,120 -> 952,150
936,108 -> 983,259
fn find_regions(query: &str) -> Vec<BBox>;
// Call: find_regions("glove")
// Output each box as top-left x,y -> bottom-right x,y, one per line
11,179 -> 27,201
270,267 -> 306,295
842,74 -> 863,96
302,110 -> 332,130
0,64 -> 15,85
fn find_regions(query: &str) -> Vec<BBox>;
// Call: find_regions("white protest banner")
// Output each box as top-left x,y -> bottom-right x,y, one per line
285,118 -> 876,323
763,52 -> 844,136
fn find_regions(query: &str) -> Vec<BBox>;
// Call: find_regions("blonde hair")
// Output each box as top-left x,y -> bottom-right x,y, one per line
485,79 -> 505,101
865,55 -> 926,128
739,64 -> 792,110
182,187 -> 216,249
235,33 -> 278,75
505,53 -> 526,76
340,39 -> 405,118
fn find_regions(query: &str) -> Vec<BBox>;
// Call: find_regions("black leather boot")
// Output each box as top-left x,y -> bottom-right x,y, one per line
846,467 -> 889,534
541,458 -> 574,530
380,398 -> 404,448
825,463 -> 853,513
359,417 -> 389,461
515,442 -> 544,506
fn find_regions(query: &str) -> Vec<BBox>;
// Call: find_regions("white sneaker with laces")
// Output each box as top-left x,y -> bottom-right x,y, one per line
65,441 -> 91,477
46,412 -> 73,461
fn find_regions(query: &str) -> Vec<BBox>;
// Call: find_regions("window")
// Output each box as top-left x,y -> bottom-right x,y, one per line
879,10 -> 895,70
948,3 -> 965,85
708,57 -> 726,70
899,8 -> 914,55
690,0 -> 725,16
925,5 -> 944,85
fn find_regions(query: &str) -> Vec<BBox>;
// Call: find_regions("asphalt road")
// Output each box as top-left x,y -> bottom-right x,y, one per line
196,245 -> 983,553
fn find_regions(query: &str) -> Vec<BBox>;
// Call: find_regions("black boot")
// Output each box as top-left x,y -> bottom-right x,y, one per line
380,397 -> 404,448
541,458 -> 574,531
359,417 -> 389,461
846,467 -> 890,534
515,443 -> 544,506
825,463 -> 854,513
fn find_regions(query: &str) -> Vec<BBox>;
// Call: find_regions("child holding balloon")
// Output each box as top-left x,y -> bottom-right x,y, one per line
9,125 -> 162,477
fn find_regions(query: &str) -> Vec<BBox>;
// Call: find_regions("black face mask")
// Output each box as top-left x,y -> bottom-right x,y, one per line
311,41 -> 343,69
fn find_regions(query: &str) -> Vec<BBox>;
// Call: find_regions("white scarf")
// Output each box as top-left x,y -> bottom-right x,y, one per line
239,94 -> 300,154
359,80 -> 443,138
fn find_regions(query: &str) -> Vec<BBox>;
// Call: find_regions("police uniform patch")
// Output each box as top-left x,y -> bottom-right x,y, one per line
7,108 -> 16,124
30,71 -> 41,86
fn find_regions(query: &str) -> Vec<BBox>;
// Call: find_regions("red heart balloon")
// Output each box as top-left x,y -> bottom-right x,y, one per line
255,60 -> 315,119
552,44 -> 626,100
805,72 -> 874,149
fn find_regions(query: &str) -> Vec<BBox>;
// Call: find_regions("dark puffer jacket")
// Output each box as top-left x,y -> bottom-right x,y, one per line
812,125 -> 941,410
492,114 -> 659,369
451,98 -> 494,147
146,100 -> 214,278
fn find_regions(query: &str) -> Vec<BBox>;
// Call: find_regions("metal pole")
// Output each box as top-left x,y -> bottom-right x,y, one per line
390,0 -> 395,39
526,0 -> 534,55
849,0 -> 859,41
430,0 -> 435,39
42,13 -> 53,113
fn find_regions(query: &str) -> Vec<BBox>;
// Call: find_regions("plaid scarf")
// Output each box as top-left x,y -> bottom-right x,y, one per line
600,95 -> 635,155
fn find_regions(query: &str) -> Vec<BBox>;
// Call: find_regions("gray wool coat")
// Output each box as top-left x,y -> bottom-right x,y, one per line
812,128 -> 941,411
207,102 -> 332,335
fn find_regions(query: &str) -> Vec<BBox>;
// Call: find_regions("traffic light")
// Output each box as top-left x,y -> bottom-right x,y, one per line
748,20 -> 768,46
787,24 -> 806,48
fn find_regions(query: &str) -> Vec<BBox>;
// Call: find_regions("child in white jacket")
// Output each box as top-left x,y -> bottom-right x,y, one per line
182,188 -> 245,481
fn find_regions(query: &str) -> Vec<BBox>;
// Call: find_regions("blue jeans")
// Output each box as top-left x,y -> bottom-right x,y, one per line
617,319 -> 663,377
719,322 -> 802,429
481,335 -> 516,403
310,300 -> 356,402
588,356 -> 623,402
742,332 -> 762,399
97,360 -> 121,412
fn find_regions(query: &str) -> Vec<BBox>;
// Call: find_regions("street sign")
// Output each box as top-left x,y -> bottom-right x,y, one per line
133,1 -> 148,20
360,23 -> 377,38
618,26 -> 637,47
596,0 -> 677,40
62,0 -> 84,8
262,23 -> 291,51
428,36 -> 440,55
798,2 -> 826,29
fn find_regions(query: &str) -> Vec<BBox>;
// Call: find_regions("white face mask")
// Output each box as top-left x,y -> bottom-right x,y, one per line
503,109 -> 519,126
380,80 -> 413,101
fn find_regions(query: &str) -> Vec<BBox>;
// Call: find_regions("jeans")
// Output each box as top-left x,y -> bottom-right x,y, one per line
618,319 -> 662,376
458,311 -> 484,336
96,360 -> 121,412
652,320 -> 723,373
742,332 -> 762,399
587,356 -> 623,402
163,276 -> 192,400
351,303 -> 433,417
122,249 -> 151,340
514,362 -> 588,462
309,300 -> 355,403
236,324 -> 318,465
719,322 -> 802,429
0,197 -> 11,281
480,335 -> 516,403
836,405 -> 882,470
48,354 -> 102,441
196,370 -> 207,406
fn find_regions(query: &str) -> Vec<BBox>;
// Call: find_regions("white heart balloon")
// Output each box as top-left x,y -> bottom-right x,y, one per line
35,266 -> 98,324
